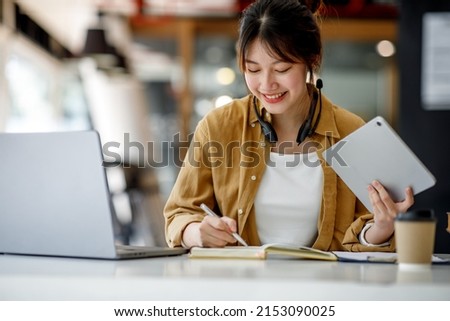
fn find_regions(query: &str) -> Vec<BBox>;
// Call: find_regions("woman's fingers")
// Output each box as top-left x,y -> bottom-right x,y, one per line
199,216 -> 237,247
369,181 -> 396,217
397,187 -> 414,213
368,181 -> 415,223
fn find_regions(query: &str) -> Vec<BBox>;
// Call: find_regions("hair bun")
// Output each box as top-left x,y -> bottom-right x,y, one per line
301,0 -> 323,14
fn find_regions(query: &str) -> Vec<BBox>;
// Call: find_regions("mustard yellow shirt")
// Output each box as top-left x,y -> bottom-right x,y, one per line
164,93 -> 396,252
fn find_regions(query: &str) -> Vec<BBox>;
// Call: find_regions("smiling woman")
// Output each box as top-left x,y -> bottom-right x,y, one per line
164,0 -> 414,252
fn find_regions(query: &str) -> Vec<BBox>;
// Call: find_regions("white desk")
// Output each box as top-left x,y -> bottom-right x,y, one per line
1,253 -> 449,300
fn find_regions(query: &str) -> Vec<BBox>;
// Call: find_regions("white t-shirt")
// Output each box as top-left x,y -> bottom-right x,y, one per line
254,152 -> 323,246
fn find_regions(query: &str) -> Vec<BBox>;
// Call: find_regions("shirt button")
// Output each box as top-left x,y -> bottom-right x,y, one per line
251,123 -> 256,128
238,209 -> 243,215
260,142 -> 266,147
251,175 -> 256,181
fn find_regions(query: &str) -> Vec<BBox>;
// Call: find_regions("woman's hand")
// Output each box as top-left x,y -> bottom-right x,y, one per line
182,216 -> 238,248
365,180 -> 414,244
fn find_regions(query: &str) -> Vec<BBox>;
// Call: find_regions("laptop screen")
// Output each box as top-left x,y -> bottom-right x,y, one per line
0,131 -> 118,258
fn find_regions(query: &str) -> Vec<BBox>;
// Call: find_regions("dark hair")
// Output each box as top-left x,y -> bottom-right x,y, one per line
237,0 -> 323,79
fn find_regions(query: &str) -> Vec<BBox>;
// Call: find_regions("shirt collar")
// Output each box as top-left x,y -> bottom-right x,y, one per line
313,94 -> 340,140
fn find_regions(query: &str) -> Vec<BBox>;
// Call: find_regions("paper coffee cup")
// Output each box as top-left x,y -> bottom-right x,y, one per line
394,209 -> 436,270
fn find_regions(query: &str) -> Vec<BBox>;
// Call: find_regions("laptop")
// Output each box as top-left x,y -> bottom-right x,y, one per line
323,116 -> 436,213
0,130 -> 187,259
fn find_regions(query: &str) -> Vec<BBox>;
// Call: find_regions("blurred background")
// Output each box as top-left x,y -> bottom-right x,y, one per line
0,0 -> 449,252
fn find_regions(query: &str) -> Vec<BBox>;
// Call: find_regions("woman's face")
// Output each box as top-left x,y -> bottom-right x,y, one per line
244,39 -> 308,117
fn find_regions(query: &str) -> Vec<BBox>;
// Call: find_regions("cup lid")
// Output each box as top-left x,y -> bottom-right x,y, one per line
396,209 -> 436,222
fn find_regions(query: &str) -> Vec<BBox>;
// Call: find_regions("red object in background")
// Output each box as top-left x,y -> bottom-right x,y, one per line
134,0 -> 397,19
324,0 -> 399,19
238,0 -> 254,12
237,1 -> 398,18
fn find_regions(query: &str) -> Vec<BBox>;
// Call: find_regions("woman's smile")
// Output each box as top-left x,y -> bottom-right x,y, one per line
261,91 -> 287,103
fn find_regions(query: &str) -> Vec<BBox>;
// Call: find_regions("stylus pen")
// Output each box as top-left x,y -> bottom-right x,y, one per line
200,203 -> 248,247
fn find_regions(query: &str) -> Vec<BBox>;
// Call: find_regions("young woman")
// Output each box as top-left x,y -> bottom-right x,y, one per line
164,0 -> 414,251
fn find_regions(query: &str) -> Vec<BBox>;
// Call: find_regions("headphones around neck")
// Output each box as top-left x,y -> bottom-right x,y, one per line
254,79 -> 323,146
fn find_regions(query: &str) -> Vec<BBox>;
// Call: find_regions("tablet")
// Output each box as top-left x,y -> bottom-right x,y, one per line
323,116 -> 436,213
